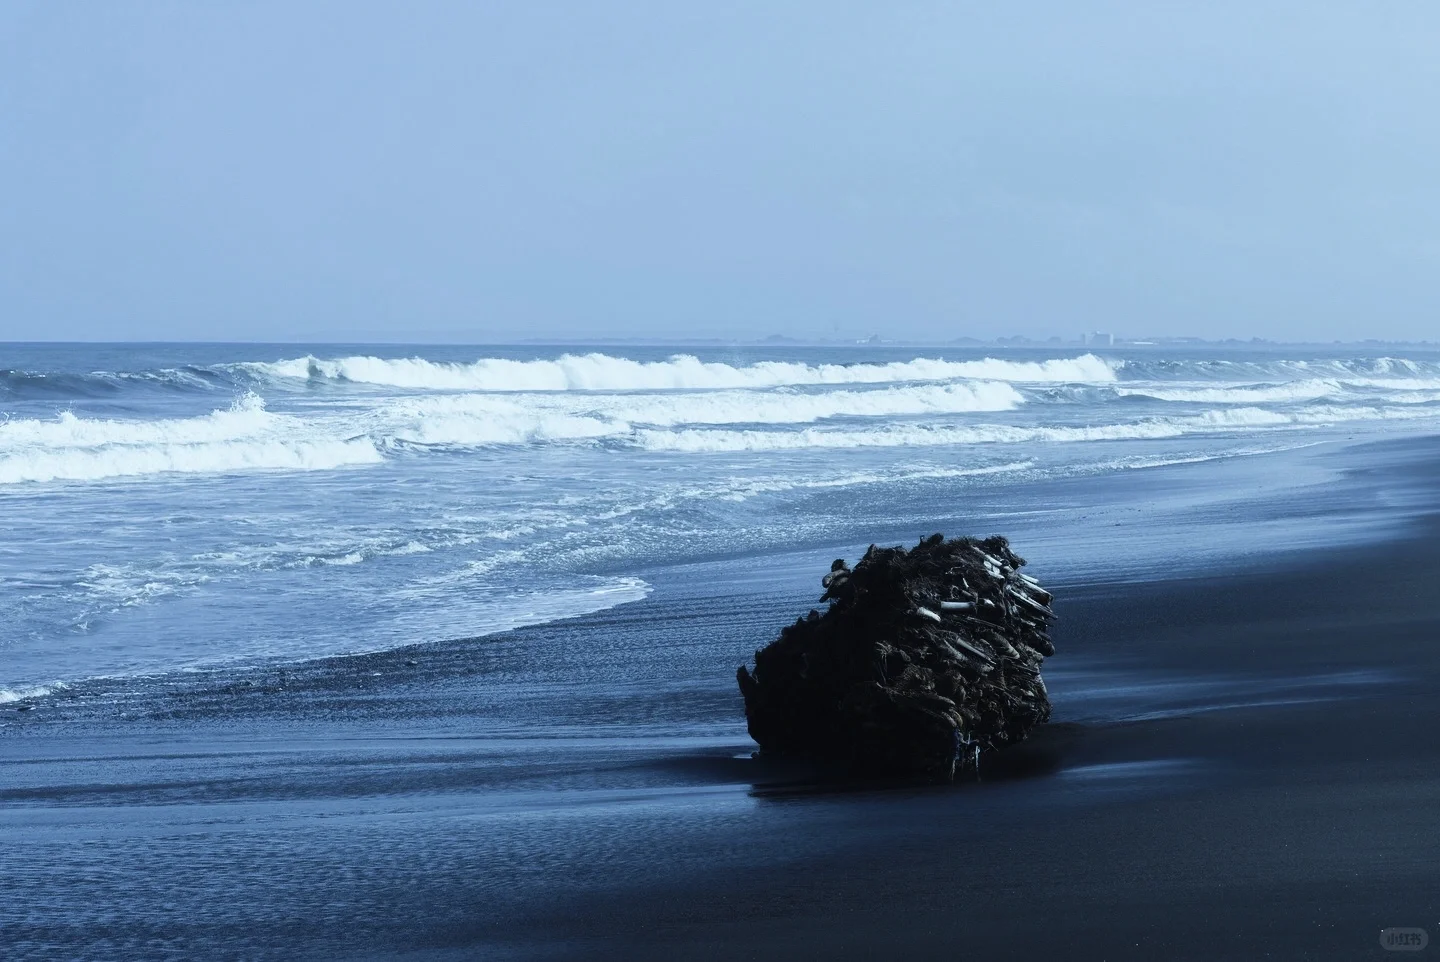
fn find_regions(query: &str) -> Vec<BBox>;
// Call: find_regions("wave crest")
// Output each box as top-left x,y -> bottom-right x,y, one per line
377,381 -> 1025,446
240,352 -> 1119,391
630,404 -> 1430,453
0,395 -> 382,484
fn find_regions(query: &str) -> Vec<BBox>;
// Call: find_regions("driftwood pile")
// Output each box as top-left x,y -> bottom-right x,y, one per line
736,534 -> 1055,779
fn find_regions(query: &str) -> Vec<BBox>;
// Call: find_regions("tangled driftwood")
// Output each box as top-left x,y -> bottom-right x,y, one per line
736,534 -> 1055,779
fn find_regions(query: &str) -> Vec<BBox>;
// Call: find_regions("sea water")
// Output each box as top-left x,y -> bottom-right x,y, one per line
4,342 -> 1440,695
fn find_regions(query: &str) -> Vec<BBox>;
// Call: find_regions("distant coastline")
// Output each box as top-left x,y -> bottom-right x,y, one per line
4,336 -> 1439,350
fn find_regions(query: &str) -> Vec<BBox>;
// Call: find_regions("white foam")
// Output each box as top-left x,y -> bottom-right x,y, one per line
1117,380 -> 1347,404
12,354 -> 1440,484
0,437 -> 383,485
697,461 -> 1036,501
0,395 -> 383,484
75,563 -> 211,611
1188,407 -> 1293,426
1118,376 -> 1440,405
0,393 -> 275,448
636,421 -> 1190,452
375,381 -> 1025,446
1290,404 -> 1438,424
243,352 -> 1118,391
1359,378 -> 1440,392
630,404 -> 1425,453
384,405 -> 628,446
1116,355 -> 1440,383
383,576 -> 653,648
0,683 -> 65,704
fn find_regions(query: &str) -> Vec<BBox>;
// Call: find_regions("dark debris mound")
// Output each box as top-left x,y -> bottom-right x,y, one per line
736,533 -> 1055,780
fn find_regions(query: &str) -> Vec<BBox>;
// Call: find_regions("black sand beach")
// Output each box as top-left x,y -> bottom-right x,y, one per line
4,437 -> 1440,961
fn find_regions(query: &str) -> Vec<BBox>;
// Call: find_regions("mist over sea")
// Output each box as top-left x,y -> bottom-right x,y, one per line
5,341 -> 1440,698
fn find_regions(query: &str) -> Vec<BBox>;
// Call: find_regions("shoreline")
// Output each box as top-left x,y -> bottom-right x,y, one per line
3,435 -> 1439,959
5,430 -> 1437,721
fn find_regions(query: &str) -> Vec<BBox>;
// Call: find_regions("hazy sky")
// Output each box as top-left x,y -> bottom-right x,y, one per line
3,2 -> 1439,343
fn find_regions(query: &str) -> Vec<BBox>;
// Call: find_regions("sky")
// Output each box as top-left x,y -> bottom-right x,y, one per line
2,2 -> 1439,343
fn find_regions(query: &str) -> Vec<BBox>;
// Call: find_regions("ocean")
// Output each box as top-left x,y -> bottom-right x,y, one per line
4,341 -> 1440,700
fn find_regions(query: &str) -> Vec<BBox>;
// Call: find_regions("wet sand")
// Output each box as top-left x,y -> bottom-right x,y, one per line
4,439 -> 1440,960
505,537 -> 1440,962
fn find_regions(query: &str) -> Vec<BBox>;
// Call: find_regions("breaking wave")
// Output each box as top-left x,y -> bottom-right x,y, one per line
0,683 -> 64,704
377,381 -> 1025,446
1117,377 -> 1440,405
8,348 -> 1440,485
0,395 -> 382,484
1115,355 -> 1440,383
0,438 -> 382,485
1,393 -> 273,448
1117,380 -> 1350,404
632,405 -> 1434,453
239,352 -> 1119,391
10,353 -> 1440,404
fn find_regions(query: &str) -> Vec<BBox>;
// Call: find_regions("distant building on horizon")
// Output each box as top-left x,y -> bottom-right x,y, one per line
1082,331 -> 1114,346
